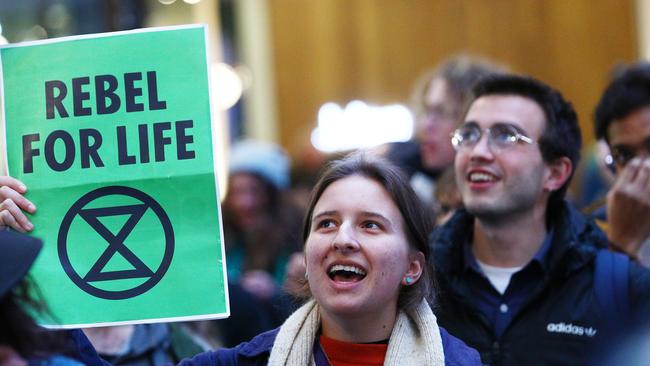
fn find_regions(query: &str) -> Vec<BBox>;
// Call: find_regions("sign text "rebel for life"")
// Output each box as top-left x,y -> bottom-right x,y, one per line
22,71 -> 196,173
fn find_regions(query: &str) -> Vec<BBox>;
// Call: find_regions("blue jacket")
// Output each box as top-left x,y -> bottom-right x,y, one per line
68,329 -> 110,366
178,326 -> 481,366
431,202 -> 650,365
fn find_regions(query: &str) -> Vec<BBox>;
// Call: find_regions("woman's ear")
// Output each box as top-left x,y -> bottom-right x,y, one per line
402,251 -> 425,285
543,156 -> 572,192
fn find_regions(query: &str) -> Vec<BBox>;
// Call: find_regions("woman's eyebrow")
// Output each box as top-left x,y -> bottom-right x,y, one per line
312,210 -> 337,222
360,211 -> 393,226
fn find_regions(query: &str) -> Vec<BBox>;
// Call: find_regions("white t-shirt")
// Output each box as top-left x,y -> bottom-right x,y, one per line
476,260 -> 523,295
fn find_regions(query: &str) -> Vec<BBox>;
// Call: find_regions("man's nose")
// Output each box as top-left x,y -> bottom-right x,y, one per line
469,132 -> 495,160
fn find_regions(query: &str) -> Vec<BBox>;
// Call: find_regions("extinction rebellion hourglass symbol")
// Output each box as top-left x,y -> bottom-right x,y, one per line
58,186 -> 174,300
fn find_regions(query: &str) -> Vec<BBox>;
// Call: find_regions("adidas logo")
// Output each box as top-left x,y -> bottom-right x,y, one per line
546,322 -> 597,337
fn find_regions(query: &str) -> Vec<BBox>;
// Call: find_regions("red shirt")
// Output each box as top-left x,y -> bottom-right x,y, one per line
319,335 -> 388,366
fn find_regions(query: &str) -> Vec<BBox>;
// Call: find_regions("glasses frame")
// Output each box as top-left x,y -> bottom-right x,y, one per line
450,122 -> 535,152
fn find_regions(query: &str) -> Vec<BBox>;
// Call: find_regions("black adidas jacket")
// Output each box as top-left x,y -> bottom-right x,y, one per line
431,202 -> 650,366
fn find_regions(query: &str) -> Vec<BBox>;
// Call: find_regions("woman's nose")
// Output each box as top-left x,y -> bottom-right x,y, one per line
331,224 -> 360,252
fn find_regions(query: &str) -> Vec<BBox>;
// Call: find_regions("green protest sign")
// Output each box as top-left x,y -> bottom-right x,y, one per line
0,25 -> 229,327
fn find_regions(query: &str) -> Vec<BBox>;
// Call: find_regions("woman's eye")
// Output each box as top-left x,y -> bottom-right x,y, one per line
362,221 -> 380,230
317,219 -> 335,229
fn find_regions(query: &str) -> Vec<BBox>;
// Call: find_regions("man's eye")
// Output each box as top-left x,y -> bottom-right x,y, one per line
459,126 -> 480,142
612,148 -> 634,165
492,126 -> 517,144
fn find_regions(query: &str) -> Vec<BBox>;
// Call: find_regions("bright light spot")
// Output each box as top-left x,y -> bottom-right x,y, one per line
0,22 -> 3,35
158,0 -> 176,4
211,63 -> 243,110
311,100 -> 414,153
235,64 -> 253,91
0,35 -> 7,45
183,0 -> 202,3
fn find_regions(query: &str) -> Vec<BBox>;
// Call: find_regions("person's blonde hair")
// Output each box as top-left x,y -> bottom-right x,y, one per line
411,54 -> 507,122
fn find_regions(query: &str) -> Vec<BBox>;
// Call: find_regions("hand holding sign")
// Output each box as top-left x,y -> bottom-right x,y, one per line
0,176 -> 35,232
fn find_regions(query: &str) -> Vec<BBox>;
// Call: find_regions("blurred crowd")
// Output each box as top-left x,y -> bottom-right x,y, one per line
3,54 -> 650,366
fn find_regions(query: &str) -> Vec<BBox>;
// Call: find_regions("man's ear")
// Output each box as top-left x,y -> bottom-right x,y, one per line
544,156 -> 572,192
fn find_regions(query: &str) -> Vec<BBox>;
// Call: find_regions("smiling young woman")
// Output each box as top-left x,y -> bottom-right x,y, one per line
179,152 -> 481,366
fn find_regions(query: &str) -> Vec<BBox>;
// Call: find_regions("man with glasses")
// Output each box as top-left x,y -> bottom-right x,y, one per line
593,62 -> 650,264
384,55 -> 505,207
430,74 -> 650,365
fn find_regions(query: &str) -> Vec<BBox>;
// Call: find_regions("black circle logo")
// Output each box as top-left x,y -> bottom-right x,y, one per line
58,186 -> 174,300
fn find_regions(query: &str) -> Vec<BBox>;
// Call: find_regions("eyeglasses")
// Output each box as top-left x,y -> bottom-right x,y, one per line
608,137 -> 650,168
450,122 -> 535,152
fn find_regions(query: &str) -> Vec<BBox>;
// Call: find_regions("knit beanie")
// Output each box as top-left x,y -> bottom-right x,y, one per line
229,139 -> 291,190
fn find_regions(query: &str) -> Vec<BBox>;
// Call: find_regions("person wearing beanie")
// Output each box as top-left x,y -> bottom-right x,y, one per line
0,230 -> 106,366
191,140 -> 303,349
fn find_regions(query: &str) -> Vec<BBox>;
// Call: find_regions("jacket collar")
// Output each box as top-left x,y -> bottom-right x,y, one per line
238,328 -> 279,357
432,201 -> 608,280
236,327 -> 330,365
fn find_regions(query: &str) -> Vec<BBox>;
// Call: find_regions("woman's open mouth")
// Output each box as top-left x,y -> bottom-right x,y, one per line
328,264 -> 367,283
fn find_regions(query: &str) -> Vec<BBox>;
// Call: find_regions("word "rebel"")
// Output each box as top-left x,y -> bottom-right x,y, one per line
45,71 -> 166,119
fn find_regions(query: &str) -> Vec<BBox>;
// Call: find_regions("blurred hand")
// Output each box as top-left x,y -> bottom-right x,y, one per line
0,346 -> 27,366
0,176 -> 35,233
241,270 -> 277,300
607,157 -> 650,259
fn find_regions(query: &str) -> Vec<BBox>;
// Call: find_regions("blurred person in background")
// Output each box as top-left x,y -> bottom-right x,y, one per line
0,230 -> 106,366
385,54 -> 507,210
190,140 -> 303,348
222,140 -> 303,292
81,323 -> 206,366
593,62 -> 650,265
573,140 -> 616,210
432,167 -> 462,226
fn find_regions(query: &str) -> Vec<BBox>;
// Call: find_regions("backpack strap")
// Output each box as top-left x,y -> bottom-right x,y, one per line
594,249 -> 630,326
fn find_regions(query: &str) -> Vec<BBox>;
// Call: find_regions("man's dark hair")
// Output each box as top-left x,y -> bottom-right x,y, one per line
295,152 -> 436,312
594,62 -> 650,142
469,74 -> 582,215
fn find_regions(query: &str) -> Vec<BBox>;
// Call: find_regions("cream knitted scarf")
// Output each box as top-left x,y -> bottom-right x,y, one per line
268,299 -> 445,366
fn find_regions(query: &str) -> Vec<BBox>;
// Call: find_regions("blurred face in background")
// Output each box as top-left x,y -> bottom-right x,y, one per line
416,77 -> 460,172
225,172 -> 271,230
607,105 -> 650,173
